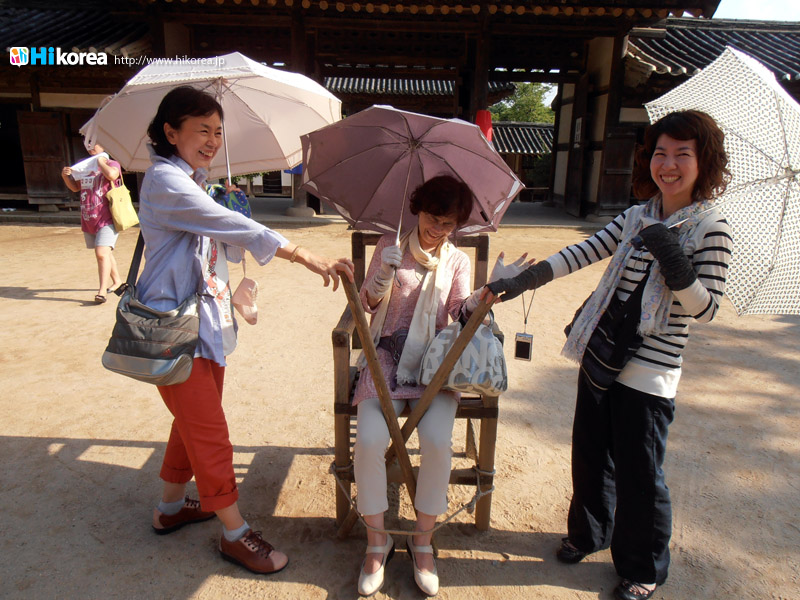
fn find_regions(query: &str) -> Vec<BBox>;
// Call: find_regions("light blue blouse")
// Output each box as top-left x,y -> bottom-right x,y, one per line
137,152 -> 288,366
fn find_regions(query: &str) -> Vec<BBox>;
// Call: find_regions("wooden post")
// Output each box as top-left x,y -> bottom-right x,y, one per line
475,392 -> 498,531
332,307 -> 354,526
337,278 -> 418,538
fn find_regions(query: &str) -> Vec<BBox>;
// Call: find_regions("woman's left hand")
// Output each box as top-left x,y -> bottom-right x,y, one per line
637,224 -> 697,291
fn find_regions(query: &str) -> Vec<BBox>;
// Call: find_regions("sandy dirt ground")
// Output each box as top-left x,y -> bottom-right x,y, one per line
1,222 -> 798,600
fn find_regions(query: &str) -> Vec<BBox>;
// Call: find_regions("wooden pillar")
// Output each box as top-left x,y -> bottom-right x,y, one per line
290,9 -> 307,75
563,73 -> 589,217
459,31 -> 490,124
470,18 -> 491,122
146,4 -> 165,58
29,73 -> 41,110
286,8 -> 316,217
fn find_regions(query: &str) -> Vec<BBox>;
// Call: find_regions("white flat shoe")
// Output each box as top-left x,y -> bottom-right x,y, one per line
357,534 -> 394,597
407,537 -> 439,596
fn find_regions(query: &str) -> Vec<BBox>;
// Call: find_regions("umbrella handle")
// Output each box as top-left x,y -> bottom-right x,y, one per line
632,215 -> 696,250
396,156 -> 415,245
213,79 -> 233,185
222,119 -> 232,184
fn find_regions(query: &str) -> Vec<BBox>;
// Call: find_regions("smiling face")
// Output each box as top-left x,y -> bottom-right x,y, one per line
164,112 -> 223,172
417,210 -> 458,251
650,134 -> 700,210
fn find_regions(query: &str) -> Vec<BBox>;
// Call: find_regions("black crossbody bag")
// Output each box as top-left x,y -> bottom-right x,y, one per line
565,266 -> 652,398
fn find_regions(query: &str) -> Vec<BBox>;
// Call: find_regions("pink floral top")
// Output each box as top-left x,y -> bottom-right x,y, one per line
353,233 -> 472,405
79,160 -> 119,234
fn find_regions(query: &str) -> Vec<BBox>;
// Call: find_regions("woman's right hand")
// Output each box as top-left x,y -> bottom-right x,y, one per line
380,245 -> 403,274
303,252 -> 354,292
61,167 -> 72,178
365,244 -> 403,301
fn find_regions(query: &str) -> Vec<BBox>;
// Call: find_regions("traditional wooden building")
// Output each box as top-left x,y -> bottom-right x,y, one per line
491,121 -> 553,199
587,17 -> 800,216
4,1 -> 797,218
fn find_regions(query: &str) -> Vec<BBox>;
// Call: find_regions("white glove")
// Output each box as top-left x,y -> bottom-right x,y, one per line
489,251 -> 532,283
364,245 -> 403,298
463,286 -> 484,313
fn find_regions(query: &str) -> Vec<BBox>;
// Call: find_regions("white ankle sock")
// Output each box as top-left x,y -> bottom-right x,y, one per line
157,497 -> 186,516
223,521 -> 250,542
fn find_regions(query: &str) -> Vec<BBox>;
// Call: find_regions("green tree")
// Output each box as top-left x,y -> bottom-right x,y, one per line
489,82 -> 555,123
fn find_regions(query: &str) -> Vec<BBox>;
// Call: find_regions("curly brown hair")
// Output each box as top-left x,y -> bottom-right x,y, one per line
408,175 -> 474,226
632,110 -> 730,202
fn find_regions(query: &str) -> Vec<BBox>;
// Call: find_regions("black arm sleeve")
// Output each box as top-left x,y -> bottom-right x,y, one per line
487,261 -> 554,301
637,223 -> 697,291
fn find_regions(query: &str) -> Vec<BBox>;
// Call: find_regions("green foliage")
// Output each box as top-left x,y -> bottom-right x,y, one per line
490,82 -> 555,123
524,154 -> 552,187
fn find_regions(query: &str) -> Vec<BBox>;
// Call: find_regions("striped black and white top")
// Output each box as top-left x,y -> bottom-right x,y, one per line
545,204 -> 733,398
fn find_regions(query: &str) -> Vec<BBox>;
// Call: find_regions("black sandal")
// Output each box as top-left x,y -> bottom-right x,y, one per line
614,579 -> 657,600
556,537 -> 588,564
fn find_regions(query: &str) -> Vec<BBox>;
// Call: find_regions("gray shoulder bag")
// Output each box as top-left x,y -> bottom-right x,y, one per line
101,232 -> 200,386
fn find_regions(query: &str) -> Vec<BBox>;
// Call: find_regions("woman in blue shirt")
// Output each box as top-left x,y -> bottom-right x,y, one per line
140,86 -> 353,575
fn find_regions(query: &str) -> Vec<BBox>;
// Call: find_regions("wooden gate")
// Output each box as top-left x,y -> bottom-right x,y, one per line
18,111 -> 70,206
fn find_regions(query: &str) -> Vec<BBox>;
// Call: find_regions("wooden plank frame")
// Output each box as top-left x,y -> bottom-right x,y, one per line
332,231 -> 500,536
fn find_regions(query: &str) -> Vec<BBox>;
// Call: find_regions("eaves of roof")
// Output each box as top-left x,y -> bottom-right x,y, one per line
492,121 -> 554,155
324,78 -> 514,96
628,17 -> 800,81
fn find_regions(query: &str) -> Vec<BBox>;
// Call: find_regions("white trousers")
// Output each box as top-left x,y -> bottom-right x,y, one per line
354,393 -> 458,517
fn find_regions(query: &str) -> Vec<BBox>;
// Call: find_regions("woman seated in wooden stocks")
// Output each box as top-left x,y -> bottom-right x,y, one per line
138,86 -> 353,576
353,175 -> 504,597
488,110 -> 733,600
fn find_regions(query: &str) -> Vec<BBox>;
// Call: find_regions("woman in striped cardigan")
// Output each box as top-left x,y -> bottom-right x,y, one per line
489,110 -> 733,600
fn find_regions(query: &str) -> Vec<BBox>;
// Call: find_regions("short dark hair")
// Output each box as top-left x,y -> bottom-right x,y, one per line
147,86 -> 224,158
632,109 -> 730,202
408,175 -> 474,226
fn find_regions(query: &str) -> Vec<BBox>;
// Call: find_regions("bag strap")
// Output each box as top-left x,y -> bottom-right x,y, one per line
621,262 -> 653,314
114,231 -> 144,296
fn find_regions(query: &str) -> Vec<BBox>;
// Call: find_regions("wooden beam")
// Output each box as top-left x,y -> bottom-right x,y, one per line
159,12 -> 292,26
319,66 -> 458,79
305,15 -> 481,33
490,71 -> 578,84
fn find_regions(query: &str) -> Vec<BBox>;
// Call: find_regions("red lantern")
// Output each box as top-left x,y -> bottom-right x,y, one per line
475,109 -> 493,142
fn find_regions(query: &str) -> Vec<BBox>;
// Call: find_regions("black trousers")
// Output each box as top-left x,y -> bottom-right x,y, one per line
567,370 -> 675,585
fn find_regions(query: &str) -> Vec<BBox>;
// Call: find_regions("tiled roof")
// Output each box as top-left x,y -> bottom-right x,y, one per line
0,6 -> 149,56
628,17 -> 800,81
325,77 -> 515,96
491,122 -> 553,155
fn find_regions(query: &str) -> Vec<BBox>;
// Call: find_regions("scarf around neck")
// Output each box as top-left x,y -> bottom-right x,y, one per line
359,226 -> 451,386
561,194 -> 715,363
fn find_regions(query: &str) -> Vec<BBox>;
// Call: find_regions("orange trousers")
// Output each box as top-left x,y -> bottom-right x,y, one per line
157,357 -> 239,512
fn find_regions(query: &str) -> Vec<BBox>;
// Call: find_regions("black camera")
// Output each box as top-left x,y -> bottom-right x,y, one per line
514,333 -> 533,361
